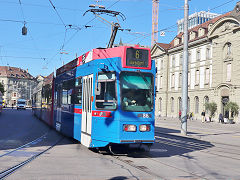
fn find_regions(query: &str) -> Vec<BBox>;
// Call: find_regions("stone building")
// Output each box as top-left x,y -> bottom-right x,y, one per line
152,2 -> 240,122
0,66 -> 37,107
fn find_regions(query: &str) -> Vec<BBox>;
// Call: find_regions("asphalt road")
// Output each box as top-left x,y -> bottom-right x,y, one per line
0,109 -> 240,180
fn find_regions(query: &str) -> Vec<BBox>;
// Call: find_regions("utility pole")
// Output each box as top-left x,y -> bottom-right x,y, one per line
152,0 -> 159,47
181,0 -> 189,135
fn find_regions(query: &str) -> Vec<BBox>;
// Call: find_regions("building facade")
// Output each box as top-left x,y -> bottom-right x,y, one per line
152,3 -> 240,122
0,66 -> 37,107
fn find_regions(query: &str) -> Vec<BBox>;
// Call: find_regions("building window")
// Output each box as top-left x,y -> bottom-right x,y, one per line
171,74 -> 175,88
172,56 -> 176,68
196,50 -> 201,61
161,59 -> 163,70
205,68 -> 210,84
159,98 -> 162,112
188,52 -> 191,63
227,43 -> 231,55
179,73 -> 182,88
171,97 -> 174,113
195,96 -> 199,114
12,92 -> 17,97
179,54 -> 183,66
204,96 -> 209,113
178,97 -> 182,111
160,76 -> 163,89
204,96 -> 209,104
206,48 -> 211,59
195,70 -> 200,86
157,75 -> 163,90
226,63 -> 231,82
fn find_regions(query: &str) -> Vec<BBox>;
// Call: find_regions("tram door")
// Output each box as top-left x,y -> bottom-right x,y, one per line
56,83 -> 62,131
81,74 -> 93,147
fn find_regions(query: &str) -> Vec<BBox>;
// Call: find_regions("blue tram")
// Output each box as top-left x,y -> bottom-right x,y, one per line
33,45 -> 155,149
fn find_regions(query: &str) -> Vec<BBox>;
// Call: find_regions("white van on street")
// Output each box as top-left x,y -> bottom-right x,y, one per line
17,99 -> 27,110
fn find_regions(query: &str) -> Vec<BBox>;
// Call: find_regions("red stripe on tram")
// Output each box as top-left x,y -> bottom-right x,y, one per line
74,108 -> 112,118
74,108 -> 82,114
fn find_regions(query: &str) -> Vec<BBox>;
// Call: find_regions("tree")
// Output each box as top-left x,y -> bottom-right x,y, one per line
0,82 -> 4,94
205,102 -> 217,118
225,101 -> 239,118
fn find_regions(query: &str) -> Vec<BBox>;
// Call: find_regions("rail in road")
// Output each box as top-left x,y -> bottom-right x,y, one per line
105,129 -> 240,180
0,130 -> 63,179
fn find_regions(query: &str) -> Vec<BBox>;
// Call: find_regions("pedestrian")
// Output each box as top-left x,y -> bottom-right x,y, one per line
179,110 -> 181,121
201,110 -> 205,123
189,112 -> 193,120
11,103 -> 13,109
219,113 -> 223,123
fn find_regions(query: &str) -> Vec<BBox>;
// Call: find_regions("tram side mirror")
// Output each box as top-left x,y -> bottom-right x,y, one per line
95,82 -> 101,95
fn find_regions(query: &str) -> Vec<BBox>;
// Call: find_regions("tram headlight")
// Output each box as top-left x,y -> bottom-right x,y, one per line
139,124 -> 151,132
123,124 -> 136,132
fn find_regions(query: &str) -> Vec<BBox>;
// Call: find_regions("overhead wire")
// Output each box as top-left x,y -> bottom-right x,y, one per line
0,55 -> 46,60
209,0 -> 237,11
0,1 -> 85,12
17,0 -> 47,66
45,0 -> 122,67
48,0 -> 66,27
18,0 -> 26,23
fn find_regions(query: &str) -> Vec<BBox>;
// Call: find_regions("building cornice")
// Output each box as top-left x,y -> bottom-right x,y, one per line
168,37 -> 209,53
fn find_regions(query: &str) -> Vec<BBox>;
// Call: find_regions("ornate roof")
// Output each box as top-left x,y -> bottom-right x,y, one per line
0,66 -> 34,79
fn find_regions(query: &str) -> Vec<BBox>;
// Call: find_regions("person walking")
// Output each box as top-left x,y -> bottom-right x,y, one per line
201,110 -> 205,123
189,112 -> 193,120
179,110 -> 182,121
219,113 -> 223,123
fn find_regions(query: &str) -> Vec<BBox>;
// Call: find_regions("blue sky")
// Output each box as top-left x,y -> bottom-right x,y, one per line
0,0 -> 238,76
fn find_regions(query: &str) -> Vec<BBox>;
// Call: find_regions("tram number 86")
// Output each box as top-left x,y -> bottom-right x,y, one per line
138,113 -> 152,118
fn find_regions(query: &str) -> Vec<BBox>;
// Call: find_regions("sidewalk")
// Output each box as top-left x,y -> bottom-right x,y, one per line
155,117 -> 240,146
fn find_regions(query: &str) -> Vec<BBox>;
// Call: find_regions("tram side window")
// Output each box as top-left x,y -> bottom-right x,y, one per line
95,72 -> 117,110
73,77 -> 82,105
42,84 -> 52,106
62,79 -> 75,105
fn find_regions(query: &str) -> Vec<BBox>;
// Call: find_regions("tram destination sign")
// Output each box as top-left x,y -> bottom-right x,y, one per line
126,48 -> 149,68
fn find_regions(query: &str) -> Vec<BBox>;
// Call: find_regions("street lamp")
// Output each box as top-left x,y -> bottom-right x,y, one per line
22,22 -> 27,35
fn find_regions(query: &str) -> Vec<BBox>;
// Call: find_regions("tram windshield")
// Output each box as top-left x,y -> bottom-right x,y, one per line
120,71 -> 153,112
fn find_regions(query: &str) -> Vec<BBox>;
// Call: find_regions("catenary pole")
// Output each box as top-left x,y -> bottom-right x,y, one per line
181,0 -> 189,135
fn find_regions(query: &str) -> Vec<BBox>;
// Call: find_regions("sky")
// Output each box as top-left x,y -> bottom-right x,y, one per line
0,0 -> 238,77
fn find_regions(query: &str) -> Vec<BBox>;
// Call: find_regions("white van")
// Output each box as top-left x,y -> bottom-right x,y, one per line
17,99 -> 26,110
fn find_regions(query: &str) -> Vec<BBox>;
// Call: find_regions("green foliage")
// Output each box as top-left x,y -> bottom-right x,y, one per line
0,82 -> 4,94
205,102 -> 217,118
225,101 -> 239,117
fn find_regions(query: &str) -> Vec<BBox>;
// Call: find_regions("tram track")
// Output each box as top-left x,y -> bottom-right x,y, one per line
111,150 -> 206,180
155,132 -> 240,161
111,154 -> 165,180
0,132 -> 49,158
109,130 -> 240,180
155,131 -> 240,150
0,132 -> 64,179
